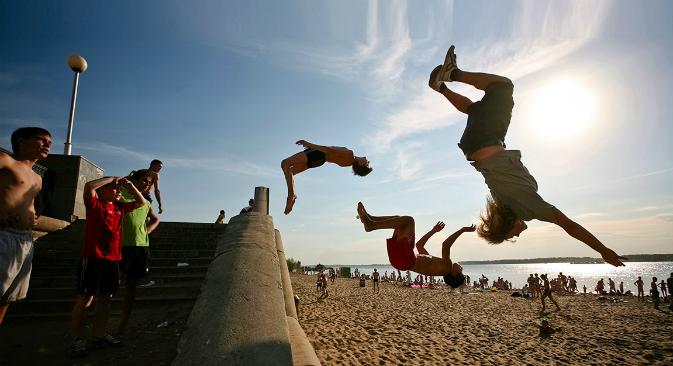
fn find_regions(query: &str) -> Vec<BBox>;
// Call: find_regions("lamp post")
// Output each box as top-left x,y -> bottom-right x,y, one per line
64,55 -> 88,155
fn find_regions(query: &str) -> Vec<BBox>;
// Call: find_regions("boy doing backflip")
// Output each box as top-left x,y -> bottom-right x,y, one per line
428,46 -> 626,267
70,176 -> 145,357
357,202 -> 471,288
282,140 -> 372,215
0,127 -> 51,325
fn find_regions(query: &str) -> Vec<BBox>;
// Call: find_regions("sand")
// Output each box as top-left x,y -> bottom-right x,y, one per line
292,273 -> 673,366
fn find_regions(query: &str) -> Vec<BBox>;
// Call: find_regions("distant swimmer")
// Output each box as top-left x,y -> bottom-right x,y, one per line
281,140 -> 372,215
428,45 -> 626,267
356,202 -> 472,289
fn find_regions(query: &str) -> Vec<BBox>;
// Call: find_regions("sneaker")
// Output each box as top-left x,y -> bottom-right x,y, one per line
429,65 -> 444,92
436,45 -> 458,82
91,332 -> 123,348
70,337 -> 88,358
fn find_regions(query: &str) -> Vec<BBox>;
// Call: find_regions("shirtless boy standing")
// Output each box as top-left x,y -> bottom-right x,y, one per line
634,276 -> 645,301
357,202 -> 471,289
281,140 -> 372,215
0,127 -> 51,325
143,160 -> 163,214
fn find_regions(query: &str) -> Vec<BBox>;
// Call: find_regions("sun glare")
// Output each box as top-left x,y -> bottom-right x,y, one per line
530,79 -> 595,138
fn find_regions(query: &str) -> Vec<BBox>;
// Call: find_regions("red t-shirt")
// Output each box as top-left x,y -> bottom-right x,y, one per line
81,196 -> 137,261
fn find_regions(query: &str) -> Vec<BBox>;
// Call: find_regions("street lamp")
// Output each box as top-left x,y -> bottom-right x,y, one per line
64,55 -> 88,155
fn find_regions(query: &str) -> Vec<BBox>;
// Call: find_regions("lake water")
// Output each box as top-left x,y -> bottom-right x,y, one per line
328,262 -> 673,293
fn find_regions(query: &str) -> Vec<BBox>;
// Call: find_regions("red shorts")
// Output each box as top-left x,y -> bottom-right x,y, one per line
386,235 -> 416,271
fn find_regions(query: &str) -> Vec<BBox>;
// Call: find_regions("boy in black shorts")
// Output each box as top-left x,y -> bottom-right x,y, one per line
428,46 -> 626,267
70,177 -> 145,357
117,170 -> 159,335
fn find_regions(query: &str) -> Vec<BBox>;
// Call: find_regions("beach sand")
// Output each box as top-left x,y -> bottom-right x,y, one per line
291,273 -> 673,365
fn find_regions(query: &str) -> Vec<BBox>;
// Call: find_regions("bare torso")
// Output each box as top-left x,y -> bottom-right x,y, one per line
324,146 -> 355,167
411,254 -> 450,277
469,145 -> 505,162
0,154 -> 42,230
145,171 -> 159,193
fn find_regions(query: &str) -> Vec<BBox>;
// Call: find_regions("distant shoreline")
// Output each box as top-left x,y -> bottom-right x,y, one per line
309,254 -> 673,267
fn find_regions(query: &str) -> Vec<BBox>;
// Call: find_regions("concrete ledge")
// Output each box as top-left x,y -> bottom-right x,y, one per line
287,316 -> 322,366
275,229 -> 297,319
173,213 -> 293,366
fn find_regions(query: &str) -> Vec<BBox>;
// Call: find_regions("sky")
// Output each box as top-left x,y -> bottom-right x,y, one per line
1,1 -> 672,265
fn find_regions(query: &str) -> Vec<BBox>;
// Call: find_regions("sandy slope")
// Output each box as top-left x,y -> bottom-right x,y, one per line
291,274 -> 673,366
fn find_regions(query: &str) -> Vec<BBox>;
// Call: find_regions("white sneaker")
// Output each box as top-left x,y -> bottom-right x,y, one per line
437,45 -> 458,82
429,65 -> 444,92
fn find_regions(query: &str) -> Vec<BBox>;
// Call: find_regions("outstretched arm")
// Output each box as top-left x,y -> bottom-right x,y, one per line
553,208 -> 627,267
441,225 -> 476,261
416,221 -> 445,255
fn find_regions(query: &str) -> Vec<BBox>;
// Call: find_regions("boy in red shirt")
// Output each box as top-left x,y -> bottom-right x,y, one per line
70,177 -> 145,357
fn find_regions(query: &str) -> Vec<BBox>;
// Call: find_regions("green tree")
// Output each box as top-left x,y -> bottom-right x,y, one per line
286,257 -> 302,272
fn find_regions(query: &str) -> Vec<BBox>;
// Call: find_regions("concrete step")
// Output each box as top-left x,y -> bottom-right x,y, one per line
32,265 -> 210,277
27,282 -> 203,300
32,256 -> 214,268
29,273 -> 207,288
6,295 -> 197,318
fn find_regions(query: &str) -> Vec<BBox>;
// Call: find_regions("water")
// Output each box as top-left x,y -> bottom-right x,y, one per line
329,262 -> 673,293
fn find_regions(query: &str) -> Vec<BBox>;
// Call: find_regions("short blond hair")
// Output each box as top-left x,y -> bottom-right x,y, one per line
476,195 -> 520,244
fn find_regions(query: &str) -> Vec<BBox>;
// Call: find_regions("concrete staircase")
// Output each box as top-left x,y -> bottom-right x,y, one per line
7,221 -> 226,318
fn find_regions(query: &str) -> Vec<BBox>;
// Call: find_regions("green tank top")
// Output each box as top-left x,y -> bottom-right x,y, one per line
120,187 -> 151,247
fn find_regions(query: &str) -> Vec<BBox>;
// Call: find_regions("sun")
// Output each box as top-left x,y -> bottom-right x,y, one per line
529,79 -> 596,138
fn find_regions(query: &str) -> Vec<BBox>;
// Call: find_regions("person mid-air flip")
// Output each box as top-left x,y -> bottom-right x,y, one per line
281,140 -> 372,215
356,202 -> 471,288
428,46 -> 627,267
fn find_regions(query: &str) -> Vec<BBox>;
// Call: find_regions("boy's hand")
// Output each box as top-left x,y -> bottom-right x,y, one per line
462,225 -> 476,232
432,221 -> 445,233
0,211 -> 20,227
117,177 -> 132,188
601,249 -> 627,267
296,140 -> 311,148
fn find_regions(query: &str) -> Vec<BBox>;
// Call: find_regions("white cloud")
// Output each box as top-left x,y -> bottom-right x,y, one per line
573,212 -> 605,219
77,142 -> 277,178
637,206 -> 658,211
366,1 -> 614,153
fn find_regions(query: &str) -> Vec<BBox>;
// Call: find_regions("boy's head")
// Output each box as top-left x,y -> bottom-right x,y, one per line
11,127 -> 51,159
96,178 -> 122,203
249,198 -> 254,206
443,262 -> 465,288
220,210 -> 225,215
476,195 -> 526,244
352,156 -> 373,177
129,169 -> 153,192
150,159 -> 163,172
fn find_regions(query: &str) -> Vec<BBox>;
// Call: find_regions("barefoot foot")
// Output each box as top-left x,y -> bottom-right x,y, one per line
357,202 -> 374,232
284,194 -> 297,215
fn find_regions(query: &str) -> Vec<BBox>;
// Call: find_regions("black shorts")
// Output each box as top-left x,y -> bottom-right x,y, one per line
458,82 -> 514,159
304,149 -> 327,169
120,246 -> 150,279
77,258 -> 120,295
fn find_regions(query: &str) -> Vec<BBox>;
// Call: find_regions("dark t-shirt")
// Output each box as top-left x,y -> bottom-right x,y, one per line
81,196 -> 136,261
667,277 -> 673,293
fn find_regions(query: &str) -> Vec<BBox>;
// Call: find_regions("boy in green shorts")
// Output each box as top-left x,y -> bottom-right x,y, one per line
428,46 -> 626,267
117,169 -> 159,335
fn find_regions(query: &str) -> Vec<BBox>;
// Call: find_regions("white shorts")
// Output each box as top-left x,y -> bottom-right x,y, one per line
0,228 -> 34,303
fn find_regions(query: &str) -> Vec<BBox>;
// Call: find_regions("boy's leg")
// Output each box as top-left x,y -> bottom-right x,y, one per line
281,152 -> 309,215
454,71 -> 511,91
357,202 -> 414,238
72,295 -> 94,338
117,278 -> 139,334
92,293 -> 112,338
